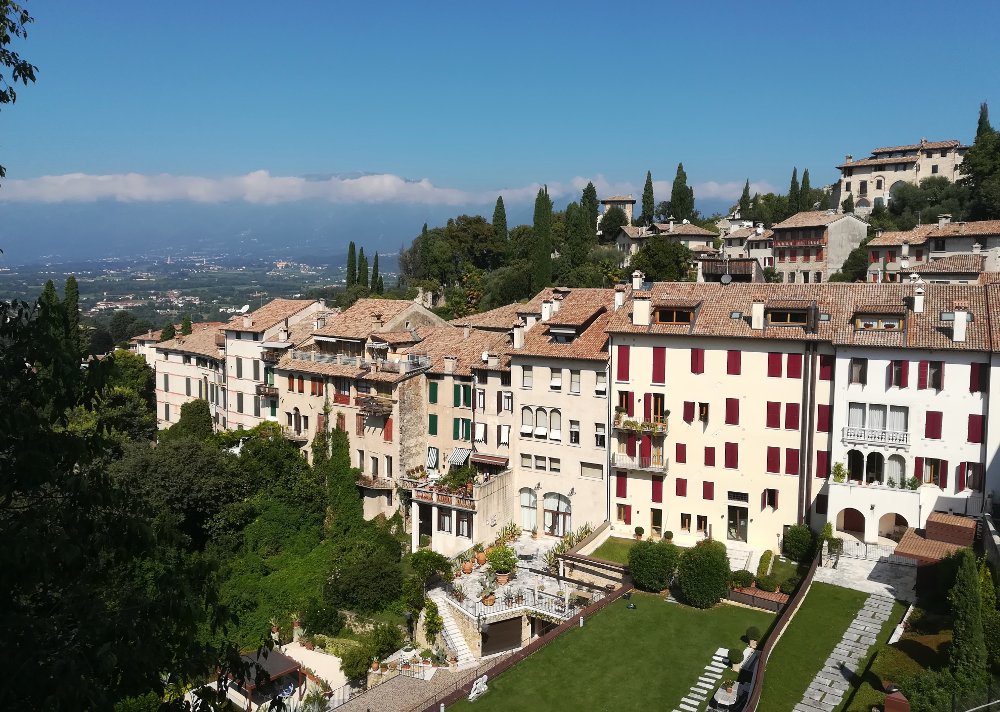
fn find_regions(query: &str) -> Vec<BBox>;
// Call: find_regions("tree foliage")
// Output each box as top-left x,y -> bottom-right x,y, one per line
948,549 -> 988,687
781,524 -> 815,562
159,321 -> 176,341
532,187 -> 553,290
641,170 -> 655,225
961,102 -> 1000,219
677,539 -> 731,608
492,195 -> 508,244
0,1 -> 37,183
628,539 -> 680,592
160,398 -> 214,443
668,163 -> 696,221
346,241 -> 357,287
581,181 -> 599,237
599,205 -> 628,243
787,167 -> 800,214
358,247 -> 369,289
738,180 -> 751,217
629,235 -> 692,282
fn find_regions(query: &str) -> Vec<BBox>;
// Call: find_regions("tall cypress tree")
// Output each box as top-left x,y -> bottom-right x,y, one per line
800,169 -> 812,211
668,163 -> 695,221
961,103 -> 1000,219
532,187 -> 553,290
346,241 -> 357,287
180,315 -> 192,335
738,180 -> 752,217
492,196 -> 508,243
788,168 -> 800,217
949,550 -> 988,687
159,322 -> 175,342
641,171 -> 655,226
357,248 -> 369,290
565,201 -> 592,268
581,182 -> 600,237
63,275 -> 81,358
370,253 -> 379,290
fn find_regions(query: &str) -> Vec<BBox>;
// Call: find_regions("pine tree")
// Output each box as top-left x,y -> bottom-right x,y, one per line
581,182 -> 600,237
668,163 -> 695,221
180,315 -> 192,335
788,168 -> 800,217
738,180 -> 751,218
63,275 -> 81,358
532,187 -> 553,290
492,196 -> 508,243
159,322 -> 176,342
358,247 -> 369,289
800,169 -> 812,211
346,241 -> 357,287
949,550 -> 988,687
370,253 -> 379,290
641,171 -> 655,226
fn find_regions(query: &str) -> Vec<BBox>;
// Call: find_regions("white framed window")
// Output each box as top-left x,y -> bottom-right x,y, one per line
502,391 -> 513,411
457,510 -> 472,538
570,370 -> 581,394
549,409 -> 562,441
595,423 -> 606,448
569,420 -> 580,445
476,388 -> 486,411
522,366 -> 533,389
581,462 -> 603,479
534,408 -> 548,437
499,424 -> 511,447
520,407 -> 533,436
534,455 -> 547,471
549,457 -> 561,473
521,453 -> 532,469
438,508 -> 452,533
550,368 -> 562,390
474,422 -> 487,443
595,372 -> 607,395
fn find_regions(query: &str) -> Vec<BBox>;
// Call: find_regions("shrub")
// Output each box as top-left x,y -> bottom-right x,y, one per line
731,569 -> 754,589
370,622 -> 404,660
779,575 -> 801,595
424,598 -> 443,641
401,575 -> 425,614
746,626 -> 762,643
782,524 -> 815,562
755,575 -> 778,593
664,530 -> 673,541
302,597 -> 345,636
409,550 -> 450,588
634,526 -> 644,538
486,544 -> 518,574
339,642 -> 376,680
756,550 -> 773,579
628,539 -> 680,592
678,539 -> 731,608
727,648 -> 743,665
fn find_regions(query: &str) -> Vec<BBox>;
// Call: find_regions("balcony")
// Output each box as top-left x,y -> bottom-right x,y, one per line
413,488 -> 477,511
255,383 -> 279,398
289,349 -> 371,369
261,348 -> 282,364
355,395 -> 394,416
332,392 -> 351,405
842,426 -> 910,448
613,411 -> 667,435
610,453 -> 669,472
356,475 -> 395,490
282,426 -> 308,443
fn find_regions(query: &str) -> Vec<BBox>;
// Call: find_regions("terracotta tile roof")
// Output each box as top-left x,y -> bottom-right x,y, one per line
701,258 -> 758,276
872,139 -> 961,154
130,328 -> 167,343
403,326 -> 511,376
766,298 -> 815,310
978,272 -> 1000,285
312,298 -> 414,339
772,211 -> 863,230
156,322 -> 226,359
836,156 -> 918,168
725,227 -> 773,241
870,220 -> 1000,247
601,195 -> 635,203
518,310 -> 613,362
450,303 -> 523,330
372,330 -> 422,345
606,281 -> 995,352
225,299 -> 317,334
277,354 -> 365,379
894,527 -> 966,564
547,300 -> 607,328
904,254 -> 986,274
867,226 -> 934,247
855,303 -> 908,315
651,222 -> 718,237
926,511 -> 977,532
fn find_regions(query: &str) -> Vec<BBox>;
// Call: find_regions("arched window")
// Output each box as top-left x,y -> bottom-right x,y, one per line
292,407 -> 301,434
549,409 -> 562,441
886,455 -> 906,485
847,450 -> 864,482
543,492 -> 572,537
866,452 -> 884,484
534,408 -> 548,437
520,407 -> 533,436
520,487 -> 537,531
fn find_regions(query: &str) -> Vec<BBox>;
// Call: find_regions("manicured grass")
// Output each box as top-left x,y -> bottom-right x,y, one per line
449,594 -> 775,712
589,536 -> 635,564
757,583 -> 870,712
770,556 -> 805,589
838,600 -> 908,711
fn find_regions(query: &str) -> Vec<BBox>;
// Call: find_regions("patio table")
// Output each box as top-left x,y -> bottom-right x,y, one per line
712,684 -> 737,709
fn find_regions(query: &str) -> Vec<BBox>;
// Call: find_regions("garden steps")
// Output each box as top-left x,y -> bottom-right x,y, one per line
426,589 -> 476,669
671,650 -> 729,712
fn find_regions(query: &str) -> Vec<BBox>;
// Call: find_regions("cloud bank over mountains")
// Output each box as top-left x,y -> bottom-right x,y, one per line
0,170 -> 777,207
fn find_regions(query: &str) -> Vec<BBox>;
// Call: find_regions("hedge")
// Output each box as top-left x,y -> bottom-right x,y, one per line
678,539 -> 731,608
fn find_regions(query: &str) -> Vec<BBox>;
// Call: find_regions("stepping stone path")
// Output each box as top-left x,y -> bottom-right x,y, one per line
793,593 -> 895,712
670,647 -> 729,712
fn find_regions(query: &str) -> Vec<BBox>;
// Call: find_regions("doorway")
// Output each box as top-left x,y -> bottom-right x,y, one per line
727,506 -> 748,542
650,508 -> 663,538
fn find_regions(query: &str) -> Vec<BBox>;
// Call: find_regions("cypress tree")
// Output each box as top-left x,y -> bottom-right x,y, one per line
492,196 -> 508,242
976,101 -> 992,139
63,275 -> 81,357
641,170 -> 655,225
800,169 -> 812,211
841,194 -> 855,214
738,180 -> 751,218
370,253 -> 379,290
949,550 -> 988,687
961,102 -> 1000,219
159,322 -> 175,342
358,248 -> 369,290
788,168 -> 800,217
532,187 -> 553,290
565,201 -> 592,268
376,275 -> 384,294
668,163 -> 695,221
581,182 -> 600,237
346,241 -> 357,287
180,315 -> 192,335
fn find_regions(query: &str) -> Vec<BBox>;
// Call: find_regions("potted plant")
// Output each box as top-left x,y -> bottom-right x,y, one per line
453,583 -> 466,602
634,526 -> 645,541
487,544 -> 518,586
300,633 -> 316,651
728,648 -> 744,671
514,588 -> 525,605
503,591 -> 514,606
480,579 -> 497,606
462,557 -> 474,575
832,462 -> 847,483
370,658 -> 380,672
473,543 -> 487,566
531,526 -> 538,540
664,530 -> 673,542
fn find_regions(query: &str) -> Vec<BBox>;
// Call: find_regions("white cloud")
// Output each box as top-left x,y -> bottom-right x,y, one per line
0,170 -> 777,206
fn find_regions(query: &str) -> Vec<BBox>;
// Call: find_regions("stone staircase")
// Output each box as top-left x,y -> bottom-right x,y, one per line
427,588 -> 476,669
671,647 -> 729,712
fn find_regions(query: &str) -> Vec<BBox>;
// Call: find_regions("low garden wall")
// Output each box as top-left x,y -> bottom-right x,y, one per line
727,587 -> 789,613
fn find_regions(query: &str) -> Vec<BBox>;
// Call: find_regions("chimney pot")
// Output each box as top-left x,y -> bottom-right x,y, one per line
614,289 -> 625,311
632,295 -> 651,326
541,299 -> 553,322
512,320 -> 525,349
751,301 -> 765,330
444,355 -> 457,373
938,214 -> 952,227
631,270 -> 645,291
464,325 -> 470,338
953,305 -> 968,343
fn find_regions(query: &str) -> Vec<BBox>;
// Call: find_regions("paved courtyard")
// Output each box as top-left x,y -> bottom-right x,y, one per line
814,555 -> 916,602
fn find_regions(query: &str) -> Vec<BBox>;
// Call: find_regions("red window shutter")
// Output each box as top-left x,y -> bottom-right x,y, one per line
761,490 -> 767,510
767,352 -> 782,377
683,401 -> 695,423
652,347 -> 666,384
727,350 -> 741,375
725,442 -> 738,469
626,434 -> 637,457
288,374 -> 294,390
785,448 -> 799,476
617,345 -> 630,381
675,443 -> 687,463
918,361 -> 928,390
766,446 -> 780,473
913,456 -> 923,482
816,450 -> 830,478
785,403 -> 800,430
703,481 -> 714,500
704,446 -> 716,467
624,505 -> 632,525
958,462 -> 967,491
968,414 -> 984,443
787,353 -> 803,379
819,355 -> 833,381
691,348 -> 704,374
970,363 -> 982,393
899,361 -> 909,388
384,417 -> 393,442
297,375 -> 304,393
766,401 -> 781,428
676,478 -> 687,497
616,473 -> 628,498
940,461 -> 949,489
627,391 -> 635,417
725,398 -> 739,425
817,404 -> 831,433
356,413 -> 364,436
644,393 -> 652,421
925,411 -> 942,439
652,476 -> 663,503
641,434 -> 652,460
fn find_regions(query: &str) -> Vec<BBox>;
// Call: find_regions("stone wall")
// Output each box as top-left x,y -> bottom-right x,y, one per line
985,515 -> 1000,573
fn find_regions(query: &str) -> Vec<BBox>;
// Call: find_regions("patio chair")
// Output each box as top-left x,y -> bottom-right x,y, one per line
277,682 -> 295,699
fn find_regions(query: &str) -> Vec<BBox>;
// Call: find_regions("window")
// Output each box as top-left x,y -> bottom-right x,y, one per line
785,403 -> 800,430
704,446 -> 715,467
499,424 -> 511,446
817,404 -> 831,433
649,393 -> 666,423
931,164 -> 939,174
888,360 -> 908,388
570,370 -> 581,394
253,396 -> 261,417
543,493 -> 572,536
357,449 -> 365,472
616,504 -> 631,524
850,358 -> 867,385
652,347 -> 666,384
370,456 -> 379,478
550,369 -> 562,390
535,408 -> 548,437
764,488 -> 778,510
727,350 -> 741,375
501,371 -> 511,387
590,423 -> 605,449
569,420 -> 580,445
787,353 -> 802,379
457,511 -> 472,538
438,509 -> 452,533
676,478 -> 687,497
767,352 -> 783,378
616,345 -> 630,381
522,366 -> 533,388
652,476 -> 663,504
921,457 -> 947,488
876,178 -> 883,190
970,363 -> 989,393
163,403 -> 170,421
429,381 -> 438,405
655,309 -> 693,324
520,407 -> 533,436
535,455 -> 547,471
968,414 -> 984,443
728,491 -> 749,503
925,411 -> 943,439
918,361 -> 944,390
724,442 -> 738,469
680,513 -> 692,531
163,373 -> 170,392
581,462 -> 603,479
615,472 -> 627,498
768,310 -> 808,325
453,417 -> 472,441
454,383 -> 472,407
703,481 -> 715,500
698,402 -> 710,422
253,359 -> 260,381
934,239 -> 946,252
476,388 -> 485,411
916,248 -> 924,262
502,391 -> 512,411
682,401 -> 695,423
766,447 -> 780,473
474,422 -> 487,443
785,448 -> 799,476
691,348 -> 705,374
965,463 -> 984,492
675,443 -> 687,464
819,355 -> 834,380
845,181 -> 851,192
520,453 -> 531,469
549,458 -> 560,473
235,357 -> 243,379
549,410 -> 562,440
297,376 -> 304,393
236,392 -> 244,413
595,372 -> 607,395
725,398 -> 739,425
766,401 -> 780,429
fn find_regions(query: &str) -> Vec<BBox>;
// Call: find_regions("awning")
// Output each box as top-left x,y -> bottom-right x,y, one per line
448,448 -> 472,465
426,447 -> 439,469
471,453 -> 509,467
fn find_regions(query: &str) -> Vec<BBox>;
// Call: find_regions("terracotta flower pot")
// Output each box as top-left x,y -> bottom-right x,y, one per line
482,594 -> 496,606
476,552 -> 487,566
462,560 -> 474,575
371,660 -> 380,672
496,572 -> 510,586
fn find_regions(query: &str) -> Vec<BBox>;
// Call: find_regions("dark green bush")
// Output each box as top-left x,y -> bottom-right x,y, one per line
728,648 -> 743,665
678,539 -> 731,608
731,569 -> 754,588
755,574 -> 778,593
628,539 -> 680,592
370,622 -> 404,659
302,596 -> 345,636
779,575 -> 801,595
339,642 -> 376,680
746,626 -> 762,642
756,550 -> 773,578
782,525 -> 815,562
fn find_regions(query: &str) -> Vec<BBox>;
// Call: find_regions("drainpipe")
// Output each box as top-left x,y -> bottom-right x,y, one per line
801,344 -> 819,527
606,338 -> 614,525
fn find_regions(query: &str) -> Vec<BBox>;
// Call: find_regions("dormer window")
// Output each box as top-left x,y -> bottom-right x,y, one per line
655,308 -> 693,324
768,310 -> 808,325
854,315 -> 903,331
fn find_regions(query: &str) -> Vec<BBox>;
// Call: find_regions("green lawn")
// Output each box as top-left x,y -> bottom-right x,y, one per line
838,600 -> 907,711
589,536 -> 635,564
449,594 -> 774,712
770,556 -> 805,589
757,583 -> 869,712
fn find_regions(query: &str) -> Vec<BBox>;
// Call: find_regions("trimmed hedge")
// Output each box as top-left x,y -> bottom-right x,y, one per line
678,539 -> 731,608
731,569 -> 754,589
757,550 -> 773,579
628,539 -> 680,592
755,574 -> 778,593
782,524 -> 815,563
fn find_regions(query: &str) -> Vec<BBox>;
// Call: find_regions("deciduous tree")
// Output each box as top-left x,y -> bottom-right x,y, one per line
629,235 -> 692,282
599,205 -> 628,243
0,1 -> 37,184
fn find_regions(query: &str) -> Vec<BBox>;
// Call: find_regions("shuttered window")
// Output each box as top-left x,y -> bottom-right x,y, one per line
724,442 -> 738,469
767,352 -> 782,378
766,401 -> 780,429
683,401 -> 695,423
691,348 -> 705,374
818,354 -> 834,380
616,345 -> 630,381
725,398 -> 739,425
616,473 -> 628,498
816,450 -> 830,478
652,476 -> 663,503
817,404 -> 831,433
968,414 -> 984,443
675,443 -> 687,464
727,350 -> 741,375
785,448 -> 799,476
428,414 -> 438,435
766,447 -> 780,473
704,447 -> 715,467
786,353 -> 802,379
652,347 -> 666,384
702,481 -> 714,500
925,411 -> 943,439
785,403 -> 800,430
676,478 -> 687,497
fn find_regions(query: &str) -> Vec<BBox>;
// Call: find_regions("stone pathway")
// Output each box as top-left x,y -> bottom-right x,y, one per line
670,647 -> 729,712
793,594 -> 895,712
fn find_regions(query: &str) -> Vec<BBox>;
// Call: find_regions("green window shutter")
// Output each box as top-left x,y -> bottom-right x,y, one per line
454,383 -> 461,406
463,385 -> 471,407
429,414 -> 438,435
453,418 -> 460,440
429,381 -> 438,404
270,401 -> 277,417
464,418 -> 471,440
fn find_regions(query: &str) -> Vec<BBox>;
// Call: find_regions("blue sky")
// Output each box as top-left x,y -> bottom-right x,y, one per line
2,0 -> 1000,213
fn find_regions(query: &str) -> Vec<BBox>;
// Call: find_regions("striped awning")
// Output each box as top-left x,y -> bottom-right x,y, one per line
471,453 -> 509,467
448,448 -> 472,465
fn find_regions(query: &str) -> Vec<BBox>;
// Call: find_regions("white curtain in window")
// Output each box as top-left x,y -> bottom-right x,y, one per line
521,407 -> 533,435
868,404 -> 886,431
534,408 -> 548,436
474,422 -> 486,443
520,488 -> 537,530
499,424 -> 511,446
886,455 -> 905,481
888,406 -> 908,432
848,402 -> 866,428
549,409 -> 562,440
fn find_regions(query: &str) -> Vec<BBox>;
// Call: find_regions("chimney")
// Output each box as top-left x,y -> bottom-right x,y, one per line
913,284 -> 925,313
632,293 -> 651,326
938,214 -> 952,227
669,219 -> 675,233
525,314 -> 537,329
876,228 -> 885,239
755,223 -> 764,235
631,270 -> 645,291
552,294 -> 563,314
371,313 -> 384,328
614,286 -> 625,311
487,353 -> 499,368
278,327 -> 289,341
242,315 -> 252,329
751,300 -> 765,330
541,299 -> 553,322
953,302 -> 969,343
845,154 -> 853,163
973,242 -> 982,254
314,314 -> 326,330
444,355 -> 457,373
464,324 -> 470,338
512,320 -> 525,349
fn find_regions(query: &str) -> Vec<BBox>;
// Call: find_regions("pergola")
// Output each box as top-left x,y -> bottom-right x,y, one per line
227,648 -> 304,711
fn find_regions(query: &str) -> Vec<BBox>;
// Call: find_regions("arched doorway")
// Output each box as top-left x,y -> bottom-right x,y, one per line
866,452 -> 884,484
847,450 -> 864,482
543,492 -> 572,537
836,507 -> 866,539
519,487 -> 537,532
878,512 -> 908,541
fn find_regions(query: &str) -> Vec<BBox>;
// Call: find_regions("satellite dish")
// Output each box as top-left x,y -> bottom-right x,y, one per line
720,274 -> 733,285
238,305 -> 250,314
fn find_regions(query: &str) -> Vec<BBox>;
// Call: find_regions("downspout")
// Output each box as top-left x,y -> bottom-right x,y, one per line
606,339 -> 614,525
802,344 -> 819,526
